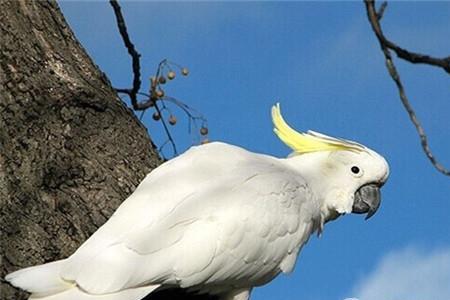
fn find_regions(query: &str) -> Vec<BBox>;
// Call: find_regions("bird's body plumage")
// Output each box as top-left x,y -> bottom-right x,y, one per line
6,105 -> 389,300
64,142 -> 320,293
7,143 -> 321,300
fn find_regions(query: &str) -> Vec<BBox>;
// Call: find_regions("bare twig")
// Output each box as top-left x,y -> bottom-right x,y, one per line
367,1 -> 450,74
365,0 -> 450,177
109,1 -> 208,158
376,1 -> 387,20
154,101 -> 178,157
109,1 -> 178,156
109,0 -> 144,109
386,42 -> 450,75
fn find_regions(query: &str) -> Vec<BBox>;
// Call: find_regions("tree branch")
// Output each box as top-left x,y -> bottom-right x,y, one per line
109,0 -> 144,109
109,0 -> 178,157
376,1 -> 387,20
365,0 -> 450,177
368,1 -> 450,74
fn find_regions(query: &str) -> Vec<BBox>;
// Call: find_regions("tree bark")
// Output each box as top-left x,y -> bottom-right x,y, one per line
0,1 -> 161,299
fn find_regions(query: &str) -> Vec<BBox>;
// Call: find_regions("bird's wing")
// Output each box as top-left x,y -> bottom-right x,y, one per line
61,143 -> 241,280
60,142 -> 318,294
163,169 -> 319,291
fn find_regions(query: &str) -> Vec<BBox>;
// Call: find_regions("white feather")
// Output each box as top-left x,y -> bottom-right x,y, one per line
60,143 -> 321,294
5,142 -> 337,299
5,260 -> 71,297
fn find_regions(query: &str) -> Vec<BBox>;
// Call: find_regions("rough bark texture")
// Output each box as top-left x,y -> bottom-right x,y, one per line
0,1 -> 161,299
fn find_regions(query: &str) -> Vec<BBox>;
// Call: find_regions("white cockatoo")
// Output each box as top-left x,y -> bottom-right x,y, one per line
6,104 -> 389,300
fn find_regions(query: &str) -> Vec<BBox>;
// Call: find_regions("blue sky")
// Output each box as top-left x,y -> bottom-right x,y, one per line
59,2 -> 450,300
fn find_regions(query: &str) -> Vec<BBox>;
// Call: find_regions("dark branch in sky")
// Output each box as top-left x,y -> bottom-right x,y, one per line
365,0 -> 450,177
109,0 -> 177,157
109,0 -> 179,157
109,0 -> 145,110
368,1 -> 450,74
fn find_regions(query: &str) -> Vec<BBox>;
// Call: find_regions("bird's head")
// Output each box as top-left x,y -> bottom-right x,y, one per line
272,103 -> 389,221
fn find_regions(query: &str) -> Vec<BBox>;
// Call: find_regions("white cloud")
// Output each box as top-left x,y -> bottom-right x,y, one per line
351,246 -> 450,300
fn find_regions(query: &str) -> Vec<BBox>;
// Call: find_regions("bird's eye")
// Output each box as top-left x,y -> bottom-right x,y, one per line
351,166 -> 360,174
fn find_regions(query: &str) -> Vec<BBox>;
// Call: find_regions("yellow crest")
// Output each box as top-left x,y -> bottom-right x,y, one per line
271,103 -> 364,154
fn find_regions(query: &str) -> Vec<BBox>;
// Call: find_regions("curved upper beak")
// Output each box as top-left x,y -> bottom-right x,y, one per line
352,183 -> 382,220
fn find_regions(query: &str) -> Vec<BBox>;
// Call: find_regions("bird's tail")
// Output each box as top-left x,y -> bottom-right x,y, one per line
5,260 -> 159,300
5,260 -> 71,297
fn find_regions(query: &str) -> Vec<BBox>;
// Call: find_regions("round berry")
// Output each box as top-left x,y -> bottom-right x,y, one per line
152,112 -> 161,121
168,115 -> 177,125
156,89 -> 164,98
200,127 -> 208,135
158,76 -> 166,84
167,71 -> 176,80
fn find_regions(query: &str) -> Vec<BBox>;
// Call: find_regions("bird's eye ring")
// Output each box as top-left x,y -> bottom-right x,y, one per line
351,166 -> 360,174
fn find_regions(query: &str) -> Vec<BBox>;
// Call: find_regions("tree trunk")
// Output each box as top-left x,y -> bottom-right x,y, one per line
0,1 -> 161,299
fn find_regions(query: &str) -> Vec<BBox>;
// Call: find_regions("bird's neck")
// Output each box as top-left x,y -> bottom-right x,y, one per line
282,152 -> 342,231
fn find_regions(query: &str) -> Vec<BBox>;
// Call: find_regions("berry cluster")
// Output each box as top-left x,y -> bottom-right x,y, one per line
143,60 -> 209,156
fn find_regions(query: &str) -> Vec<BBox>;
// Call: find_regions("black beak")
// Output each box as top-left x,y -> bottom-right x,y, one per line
352,183 -> 381,220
